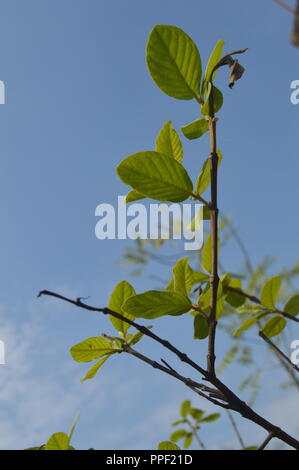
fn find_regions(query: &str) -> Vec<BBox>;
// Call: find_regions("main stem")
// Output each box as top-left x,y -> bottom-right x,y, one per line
207,85 -> 219,377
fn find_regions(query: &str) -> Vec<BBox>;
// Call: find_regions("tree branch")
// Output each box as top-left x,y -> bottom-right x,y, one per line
227,286 -> 299,324
37,289 -> 299,449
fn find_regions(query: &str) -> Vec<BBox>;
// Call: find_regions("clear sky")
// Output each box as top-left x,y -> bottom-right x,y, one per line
0,0 -> 298,450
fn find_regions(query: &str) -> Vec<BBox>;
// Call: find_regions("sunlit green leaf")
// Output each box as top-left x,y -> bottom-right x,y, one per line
117,151 -> 193,202
170,429 -> 187,442
202,40 -> 225,96
156,121 -> 183,162
233,313 -> 267,337
183,433 -> 193,449
70,337 -> 112,363
158,441 -> 181,450
201,85 -> 223,115
44,433 -> 70,451
180,400 -> 191,418
173,257 -> 193,296
80,355 -> 111,383
181,118 -> 209,140
284,294 -> 299,316
260,276 -> 281,309
146,25 -> 202,100
261,315 -> 287,338
199,413 -> 220,423
108,280 -> 136,334
122,290 -> 192,319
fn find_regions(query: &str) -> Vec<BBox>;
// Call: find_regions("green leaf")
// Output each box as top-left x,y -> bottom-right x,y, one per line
108,280 -> 136,334
193,313 -> 209,339
202,40 -> 225,96
70,337 -> 112,363
44,433 -> 70,451
260,276 -> 281,309
123,290 -> 192,319
233,314 -> 267,337
180,400 -> 191,418
284,294 -> 299,316
181,118 -> 209,140
156,121 -> 183,163
195,149 -> 223,195
158,441 -> 181,450
80,355 -> 111,383
172,419 -> 187,426
173,258 -> 193,296
261,315 -> 287,338
146,24 -> 202,100
117,151 -> 193,202
199,413 -> 220,423
225,278 -> 246,308
201,85 -> 223,115
192,272 -> 210,284
189,408 -> 204,420
237,304 -> 269,315
170,429 -> 187,442
202,234 -> 221,274
183,433 -> 193,449
126,190 -> 145,203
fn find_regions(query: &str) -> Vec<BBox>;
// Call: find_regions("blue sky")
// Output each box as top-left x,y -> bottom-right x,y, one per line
0,0 -> 298,450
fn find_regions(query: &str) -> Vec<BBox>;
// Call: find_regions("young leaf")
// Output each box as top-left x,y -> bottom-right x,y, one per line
173,257 -> 193,296
70,337 -> 112,363
284,294 -> 299,316
201,85 -> 223,115
189,408 -> 204,420
233,313 -> 267,337
122,290 -> 192,319
260,276 -> 281,309
44,433 -> 70,451
200,413 -> 220,423
158,441 -> 181,450
146,25 -> 202,100
195,149 -> 223,195
117,151 -> 193,202
192,272 -> 210,284
156,121 -> 183,163
183,433 -> 193,449
181,118 -> 209,140
180,400 -> 191,418
108,280 -> 136,334
193,314 -> 209,339
261,315 -> 287,338
80,355 -> 111,383
202,39 -> 225,96
170,429 -> 187,442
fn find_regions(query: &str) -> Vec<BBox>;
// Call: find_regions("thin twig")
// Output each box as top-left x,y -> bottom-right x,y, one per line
258,432 -> 274,450
227,410 -> 246,449
186,418 -> 207,450
259,331 -> 299,373
273,0 -> 295,14
227,286 -> 299,324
